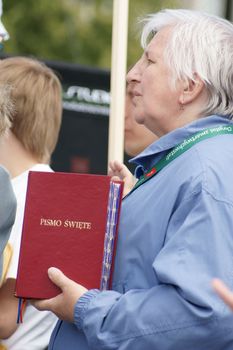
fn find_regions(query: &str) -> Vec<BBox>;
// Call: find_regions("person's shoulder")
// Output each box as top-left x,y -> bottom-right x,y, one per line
0,165 -> 11,183
194,134 -> 233,169
193,136 -> 233,203
0,166 -> 16,276
0,166 -> 16,206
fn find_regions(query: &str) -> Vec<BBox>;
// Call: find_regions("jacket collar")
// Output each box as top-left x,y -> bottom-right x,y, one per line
130,115 -> 232,177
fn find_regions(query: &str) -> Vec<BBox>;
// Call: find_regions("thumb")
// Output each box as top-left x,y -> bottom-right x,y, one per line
48,267 -> 70,290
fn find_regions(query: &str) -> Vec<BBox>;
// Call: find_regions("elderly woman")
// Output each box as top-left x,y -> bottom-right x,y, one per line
34,9 -> 233,350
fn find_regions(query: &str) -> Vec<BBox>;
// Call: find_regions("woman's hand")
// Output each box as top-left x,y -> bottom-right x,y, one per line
108,160 -> 137,197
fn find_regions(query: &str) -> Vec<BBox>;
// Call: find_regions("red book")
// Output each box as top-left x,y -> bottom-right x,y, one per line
15,171 -> 123,299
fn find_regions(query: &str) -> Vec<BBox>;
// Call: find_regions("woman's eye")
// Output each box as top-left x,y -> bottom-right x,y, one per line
147,58 -> 154,65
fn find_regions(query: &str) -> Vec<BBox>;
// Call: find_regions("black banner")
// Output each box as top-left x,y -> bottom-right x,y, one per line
46,60 -> 111,175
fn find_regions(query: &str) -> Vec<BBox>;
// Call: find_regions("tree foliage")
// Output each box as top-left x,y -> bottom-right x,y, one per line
2,0 -> 178,69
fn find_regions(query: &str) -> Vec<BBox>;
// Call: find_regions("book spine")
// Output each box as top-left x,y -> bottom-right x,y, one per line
100,182 -> 121,290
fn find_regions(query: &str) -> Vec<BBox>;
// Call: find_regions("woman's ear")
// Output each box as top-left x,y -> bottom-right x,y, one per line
179,73 -> 205,106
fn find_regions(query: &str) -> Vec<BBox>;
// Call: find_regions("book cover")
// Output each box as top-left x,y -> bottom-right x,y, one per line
15,171 -> 123,299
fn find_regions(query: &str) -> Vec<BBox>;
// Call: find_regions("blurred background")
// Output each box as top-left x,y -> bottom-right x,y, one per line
3,0 -> 233,69
1,0 -> 233,174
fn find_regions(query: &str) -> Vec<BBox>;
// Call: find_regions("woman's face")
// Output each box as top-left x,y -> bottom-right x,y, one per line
124,83 -> 157,156
127,27 -> 182,137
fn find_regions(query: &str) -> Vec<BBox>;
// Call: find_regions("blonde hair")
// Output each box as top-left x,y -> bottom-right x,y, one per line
0,56 -> 62,162
0,84 -> 13,135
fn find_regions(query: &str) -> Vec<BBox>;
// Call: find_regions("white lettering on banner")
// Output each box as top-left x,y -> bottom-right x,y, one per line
64,85 -> 110,105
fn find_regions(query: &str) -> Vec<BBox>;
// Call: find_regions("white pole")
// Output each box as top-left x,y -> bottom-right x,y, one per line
108,0 -> 129,164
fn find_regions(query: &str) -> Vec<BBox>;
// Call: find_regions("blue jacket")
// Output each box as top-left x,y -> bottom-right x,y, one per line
49,115 -> 233,350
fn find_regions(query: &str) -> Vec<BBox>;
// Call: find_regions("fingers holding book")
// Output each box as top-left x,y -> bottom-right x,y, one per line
31,267 -> 87,322
108,160 -> 136,197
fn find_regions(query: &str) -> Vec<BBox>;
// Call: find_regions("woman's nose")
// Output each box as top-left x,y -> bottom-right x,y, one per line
126,59 -> 142,84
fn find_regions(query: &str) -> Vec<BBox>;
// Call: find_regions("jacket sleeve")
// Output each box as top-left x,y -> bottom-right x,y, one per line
73,189 -> 233,350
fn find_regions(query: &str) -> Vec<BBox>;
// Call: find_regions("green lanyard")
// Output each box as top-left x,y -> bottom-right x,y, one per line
130,125 -> 233,194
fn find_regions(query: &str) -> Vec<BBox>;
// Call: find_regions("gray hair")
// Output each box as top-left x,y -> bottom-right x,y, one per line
141,9 -> 233,118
